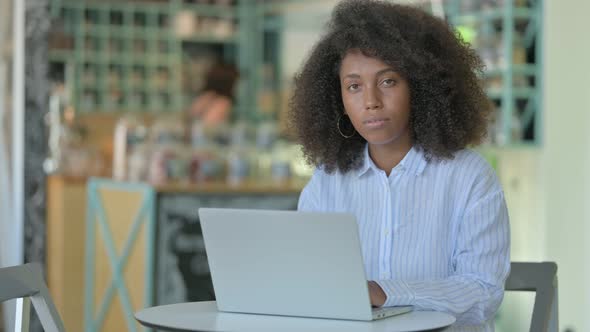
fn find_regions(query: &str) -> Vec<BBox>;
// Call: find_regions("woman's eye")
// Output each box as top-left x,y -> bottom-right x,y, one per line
381,78 -> 396,86
347,83 -> 360,91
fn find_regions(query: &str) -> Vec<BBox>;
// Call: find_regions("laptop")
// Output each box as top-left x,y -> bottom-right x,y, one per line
198,208 -> 413,321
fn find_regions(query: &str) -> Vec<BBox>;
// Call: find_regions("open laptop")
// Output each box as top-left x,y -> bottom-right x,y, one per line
198,208 -> 413,321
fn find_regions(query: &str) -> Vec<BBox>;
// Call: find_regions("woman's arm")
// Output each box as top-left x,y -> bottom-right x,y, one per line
368,281 -> 387,306
374,190 -> 510,325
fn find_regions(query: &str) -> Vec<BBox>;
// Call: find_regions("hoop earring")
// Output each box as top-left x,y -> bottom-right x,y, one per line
337,114 -> 356,138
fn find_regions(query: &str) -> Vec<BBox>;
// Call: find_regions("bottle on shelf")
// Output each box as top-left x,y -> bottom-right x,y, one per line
147,116 -> 193,184
188,120 -> 225,183
254,121 -> 277,181
226,121 -> 254,186
270,140 -> 292,184
112,114 -> 148,181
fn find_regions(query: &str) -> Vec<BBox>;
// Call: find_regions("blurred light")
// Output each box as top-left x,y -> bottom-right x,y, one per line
456,25 -> 477,44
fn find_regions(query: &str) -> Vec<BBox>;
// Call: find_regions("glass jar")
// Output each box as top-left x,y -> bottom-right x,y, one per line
188,147 -> 225,183
226,146 -> 252,186
127,143 -> 152,182
112,114 -> 148,181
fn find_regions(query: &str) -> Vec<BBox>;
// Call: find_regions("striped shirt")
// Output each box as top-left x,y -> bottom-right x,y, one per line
298,145 -> 510,331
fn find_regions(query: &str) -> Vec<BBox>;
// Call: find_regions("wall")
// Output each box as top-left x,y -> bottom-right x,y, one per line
541,0 -> 590,330
495,148 -> 544,331
488,0 -> 590,330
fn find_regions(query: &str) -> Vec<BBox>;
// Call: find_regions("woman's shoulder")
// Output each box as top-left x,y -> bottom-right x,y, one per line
427,148 -> 497,186
447,148 -> 495,173
444,148 -> 501,192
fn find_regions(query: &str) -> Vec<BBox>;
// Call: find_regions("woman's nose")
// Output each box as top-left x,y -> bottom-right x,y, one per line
364,87 -> 382,110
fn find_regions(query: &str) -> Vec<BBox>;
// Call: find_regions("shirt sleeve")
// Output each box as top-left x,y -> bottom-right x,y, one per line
375,189 -> 511,326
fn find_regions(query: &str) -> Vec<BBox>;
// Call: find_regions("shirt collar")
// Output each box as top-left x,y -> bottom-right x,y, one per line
357,144 -> 427,177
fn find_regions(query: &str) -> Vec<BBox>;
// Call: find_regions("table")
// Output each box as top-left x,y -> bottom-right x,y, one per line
135,301 -> 456,332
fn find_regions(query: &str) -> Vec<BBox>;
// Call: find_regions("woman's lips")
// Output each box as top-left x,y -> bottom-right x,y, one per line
364,118 -> 390,129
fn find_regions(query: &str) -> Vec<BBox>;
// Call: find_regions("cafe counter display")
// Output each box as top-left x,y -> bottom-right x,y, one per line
46,175 -> 304,332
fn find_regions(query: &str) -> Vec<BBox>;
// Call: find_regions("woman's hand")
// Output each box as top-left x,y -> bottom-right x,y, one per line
367,281 -> 387,307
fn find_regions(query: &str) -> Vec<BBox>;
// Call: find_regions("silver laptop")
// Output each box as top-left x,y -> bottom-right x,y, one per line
198,208 -> 413,321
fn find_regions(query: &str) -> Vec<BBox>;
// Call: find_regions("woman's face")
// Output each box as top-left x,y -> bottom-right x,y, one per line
339,50 -> 412,149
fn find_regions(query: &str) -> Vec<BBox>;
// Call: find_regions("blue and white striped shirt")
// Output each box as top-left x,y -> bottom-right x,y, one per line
298,145 -> 510,331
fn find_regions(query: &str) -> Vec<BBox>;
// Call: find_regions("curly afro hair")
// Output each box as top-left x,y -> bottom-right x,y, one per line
288,0 -> 492,174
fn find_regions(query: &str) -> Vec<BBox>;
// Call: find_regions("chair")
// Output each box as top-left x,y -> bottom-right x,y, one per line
0,263 -> 65,332
505,262 -> 558,332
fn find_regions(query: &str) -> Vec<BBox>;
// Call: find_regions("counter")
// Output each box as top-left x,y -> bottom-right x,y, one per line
46,175 -> 305,332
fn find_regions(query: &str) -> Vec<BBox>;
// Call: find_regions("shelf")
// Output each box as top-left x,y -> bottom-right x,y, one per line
51,0 -> 253,115
80,84 -> 176,93
181,4 -> 237,18
260,0 -> 329,15
156,179 -> 306,194
486,87 -> 536,100
179,35 -> 237,44
477,141 -> 540,151
76,53 -> 179,66
57,1 -> 171,12
483,64 -> 538,77
450,7 -> 534,25
82,26 -> 172,39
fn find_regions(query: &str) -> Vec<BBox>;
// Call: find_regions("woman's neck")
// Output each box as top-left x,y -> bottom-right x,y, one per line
368,138 -> 413,176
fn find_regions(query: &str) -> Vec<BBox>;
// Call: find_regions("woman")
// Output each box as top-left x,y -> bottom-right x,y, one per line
188,62 -> 239,127
288,1 -> 510,331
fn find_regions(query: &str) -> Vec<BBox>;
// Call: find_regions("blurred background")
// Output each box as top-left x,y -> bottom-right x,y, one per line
0,0 -> 588,331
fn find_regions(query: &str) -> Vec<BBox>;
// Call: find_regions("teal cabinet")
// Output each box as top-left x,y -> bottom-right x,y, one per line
49,0 -> 260,119
445,0 -> 543,146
